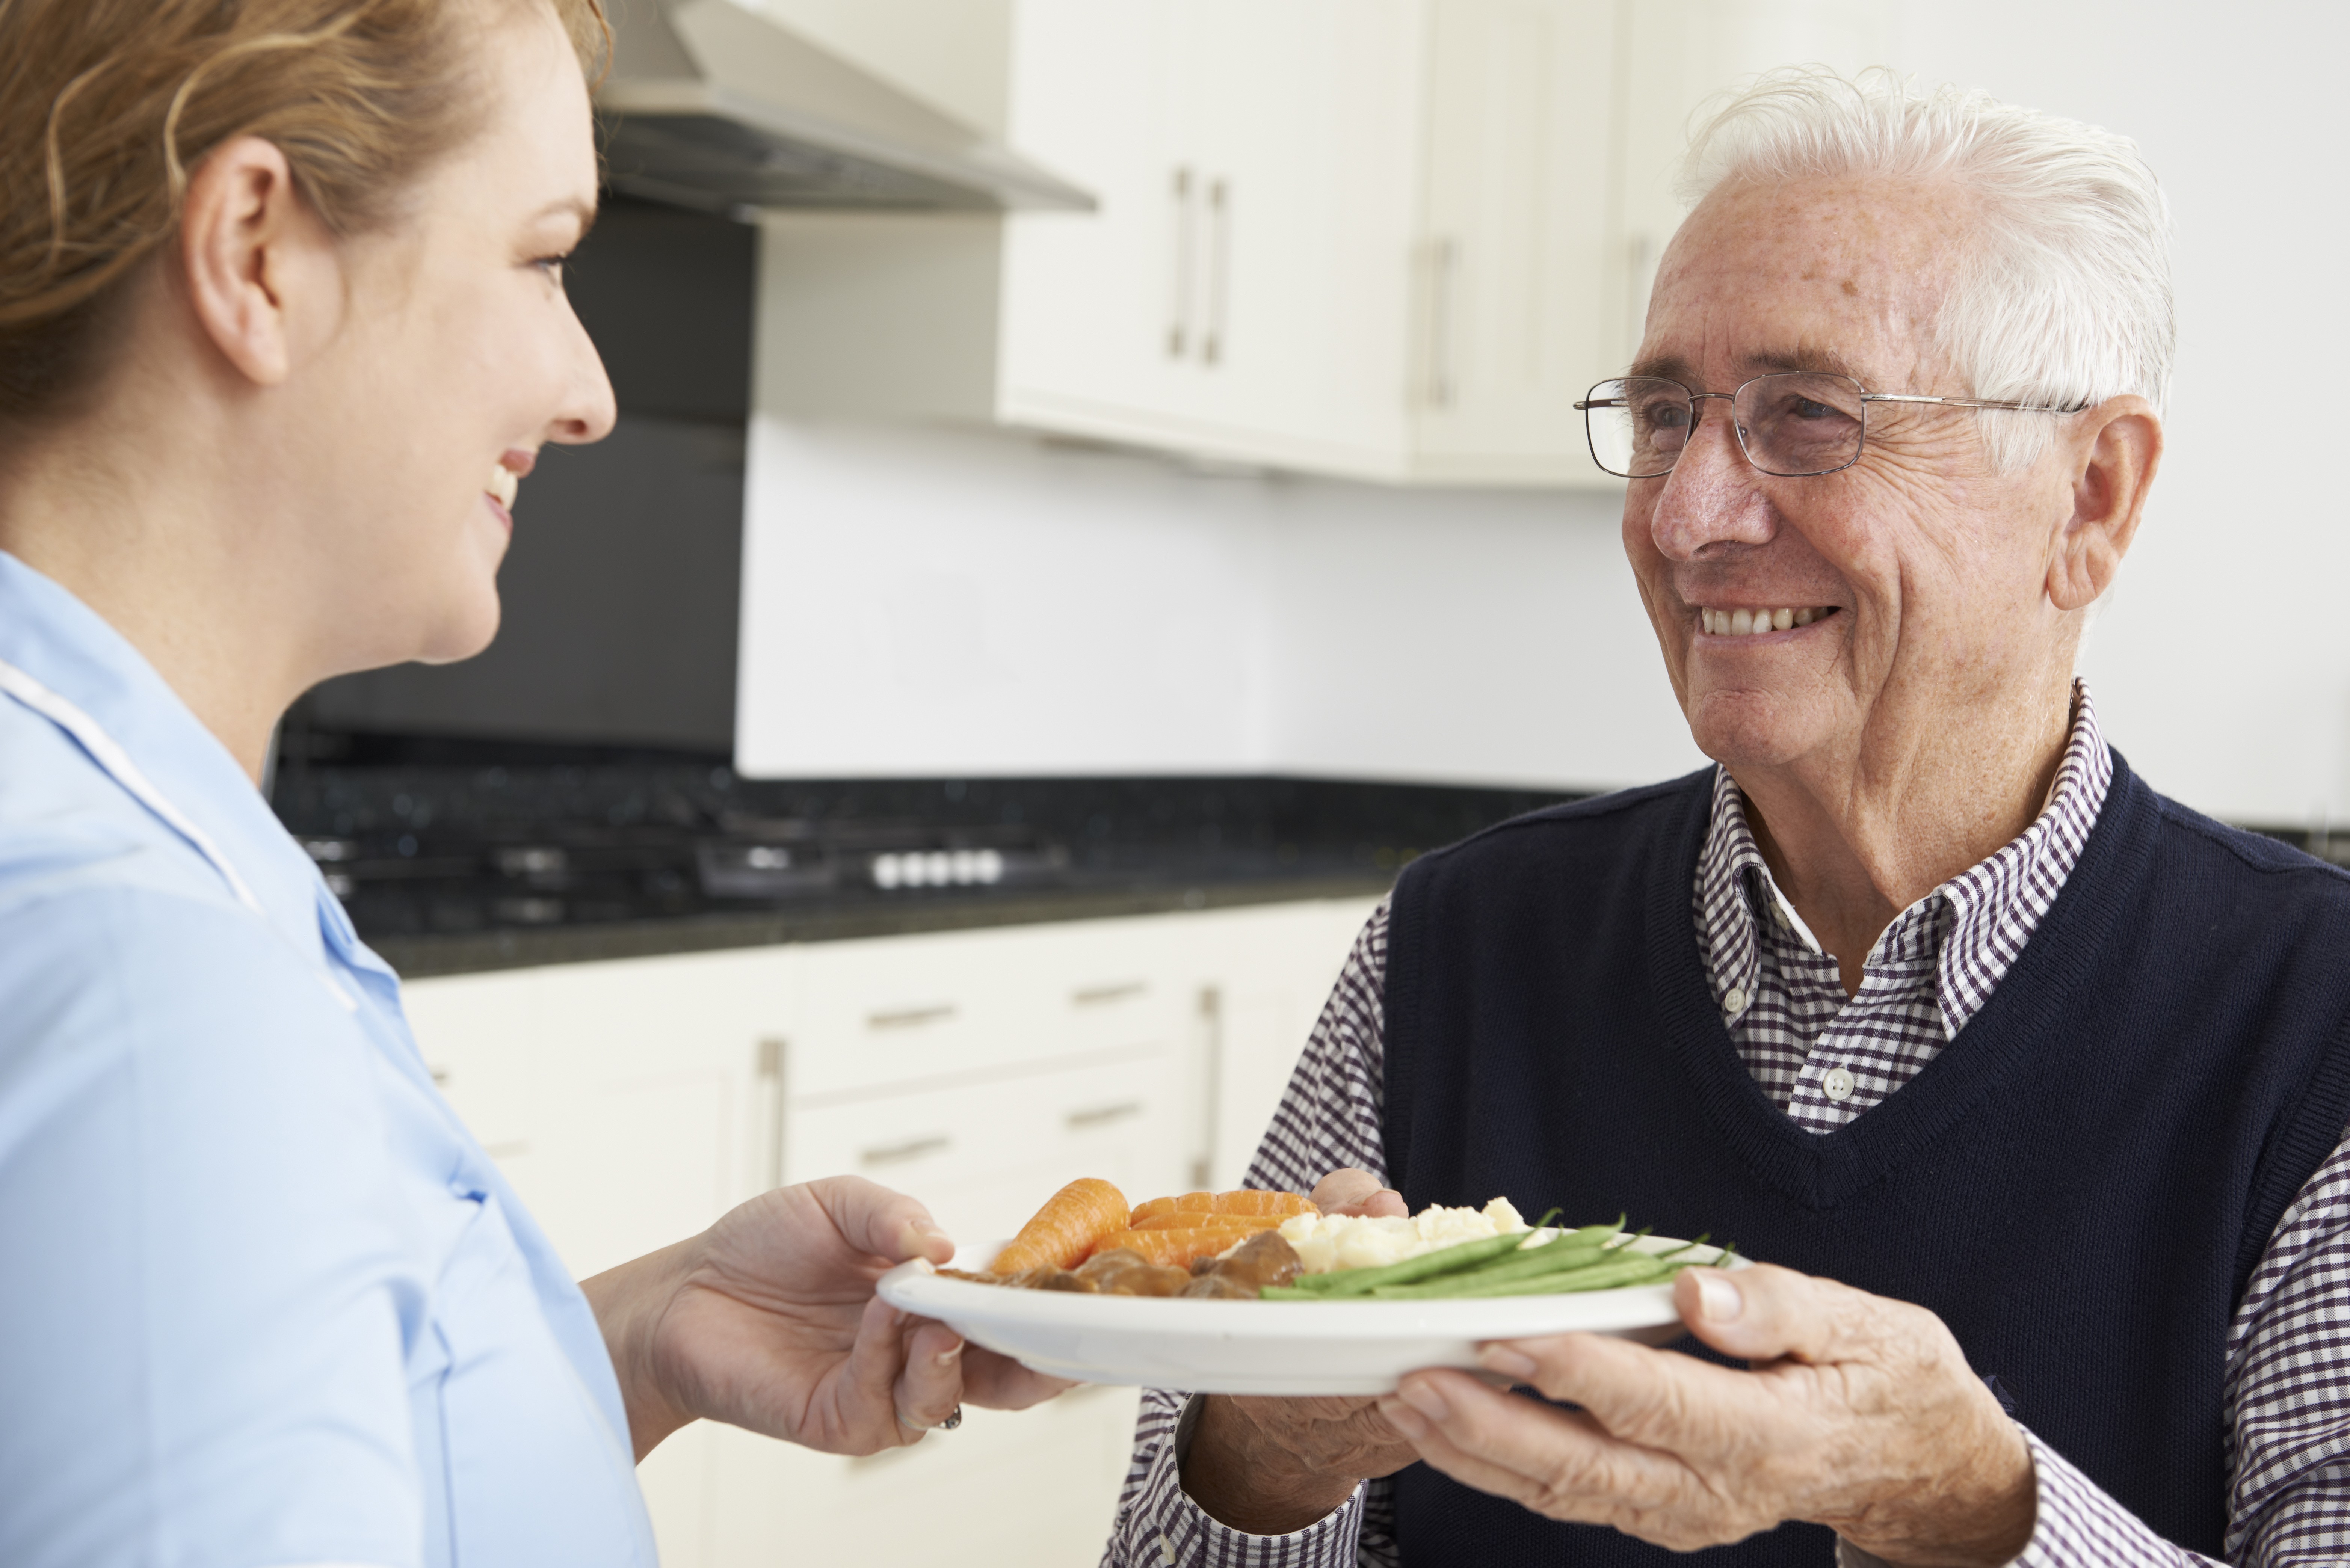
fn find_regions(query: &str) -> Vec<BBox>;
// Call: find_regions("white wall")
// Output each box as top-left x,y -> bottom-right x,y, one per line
735,418 -> 1702,787
1881,1 -> 2350,824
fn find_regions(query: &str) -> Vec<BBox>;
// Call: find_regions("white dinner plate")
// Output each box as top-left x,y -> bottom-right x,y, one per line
877,1234 -> 1747,1396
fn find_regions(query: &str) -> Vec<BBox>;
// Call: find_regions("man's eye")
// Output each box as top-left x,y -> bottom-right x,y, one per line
1790,398 -> 1835,420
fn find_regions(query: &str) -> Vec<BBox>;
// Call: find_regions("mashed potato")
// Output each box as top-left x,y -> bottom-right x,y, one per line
1274,1197 -> 1559,1274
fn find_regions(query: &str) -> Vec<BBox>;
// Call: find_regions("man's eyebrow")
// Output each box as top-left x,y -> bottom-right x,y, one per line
1628,353 -> 1696,383
1739,344 -> 1866,382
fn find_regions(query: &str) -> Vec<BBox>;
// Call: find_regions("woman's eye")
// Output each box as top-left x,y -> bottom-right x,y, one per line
533,254 -> 571,285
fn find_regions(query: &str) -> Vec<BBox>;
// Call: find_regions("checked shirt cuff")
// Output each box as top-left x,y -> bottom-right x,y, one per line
1110,1396 -> 1366,1568
2009,1426 -> 2217,1568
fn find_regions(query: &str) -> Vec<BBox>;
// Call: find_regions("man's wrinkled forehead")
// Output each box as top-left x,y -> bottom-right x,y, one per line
1641,176 -> 1970,382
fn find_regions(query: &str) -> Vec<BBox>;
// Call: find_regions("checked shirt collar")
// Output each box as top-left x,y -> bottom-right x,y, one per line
1694,680 -> 2113,1129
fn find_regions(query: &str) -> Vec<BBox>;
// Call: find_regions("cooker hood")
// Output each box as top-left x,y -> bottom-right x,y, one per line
598,0 -> 1093,217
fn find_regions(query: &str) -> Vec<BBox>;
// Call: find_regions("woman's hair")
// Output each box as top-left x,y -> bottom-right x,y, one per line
0,0 -> 609,423
1676,66 -> 2173,472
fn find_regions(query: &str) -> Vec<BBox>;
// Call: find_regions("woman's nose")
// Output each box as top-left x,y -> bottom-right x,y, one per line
548,307 -> 618,446
1648,408 -> 1773,562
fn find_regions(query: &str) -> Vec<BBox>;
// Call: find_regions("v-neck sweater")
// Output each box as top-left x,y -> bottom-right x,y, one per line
1380,754 -> 2350,1565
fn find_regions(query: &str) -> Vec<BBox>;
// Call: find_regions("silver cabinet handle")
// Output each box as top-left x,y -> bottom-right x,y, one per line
758,1037 -> 788,1191
1065,1102 -> 1145,1130
1426,237 -> 1458,409
867,1004 -> 957,1031
861,1134 -> 952,1167
1072,981 -> 1147,1007
1167,166 -> 1194,358
1202,177 -> 1230,366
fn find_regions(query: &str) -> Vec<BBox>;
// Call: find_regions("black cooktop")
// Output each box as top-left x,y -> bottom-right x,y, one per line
266,728 -> 1586,946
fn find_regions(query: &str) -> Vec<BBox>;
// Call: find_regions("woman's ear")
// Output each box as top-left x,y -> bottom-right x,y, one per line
176,135 -> 332,388
2047,395 -> 2163,613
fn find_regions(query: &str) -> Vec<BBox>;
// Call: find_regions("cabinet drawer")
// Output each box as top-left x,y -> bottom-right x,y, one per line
783,1053 -> 1186,1250
788,924 -> 1194,1099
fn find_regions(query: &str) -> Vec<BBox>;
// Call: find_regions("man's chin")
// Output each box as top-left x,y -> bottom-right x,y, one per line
1683,691 -> 1835,771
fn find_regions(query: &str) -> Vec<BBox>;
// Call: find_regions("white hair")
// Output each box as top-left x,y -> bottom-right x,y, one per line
1676,66 -> 2173,472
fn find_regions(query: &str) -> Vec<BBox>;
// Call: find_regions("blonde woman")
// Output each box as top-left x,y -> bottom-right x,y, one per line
0,3 -> 1059,1563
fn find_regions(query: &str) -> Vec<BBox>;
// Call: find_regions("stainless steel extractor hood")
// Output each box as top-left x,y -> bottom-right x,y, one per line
598,0 -> 1093,217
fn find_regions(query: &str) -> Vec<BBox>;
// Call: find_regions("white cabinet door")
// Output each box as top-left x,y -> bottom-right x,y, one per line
997,0 -> 1196,436
1411,0 -> 1623,483
1001,0 -> 1423,477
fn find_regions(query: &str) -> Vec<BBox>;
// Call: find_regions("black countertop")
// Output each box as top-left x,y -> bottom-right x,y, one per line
268,730 -> 1584,978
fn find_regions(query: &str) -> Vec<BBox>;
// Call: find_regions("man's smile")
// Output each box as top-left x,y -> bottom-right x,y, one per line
1696,605 -> 1841,637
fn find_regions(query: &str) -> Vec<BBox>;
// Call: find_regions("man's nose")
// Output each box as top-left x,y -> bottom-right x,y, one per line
1646,404 -> 1775,562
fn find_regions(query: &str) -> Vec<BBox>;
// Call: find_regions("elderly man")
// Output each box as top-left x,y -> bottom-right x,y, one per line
1103,69 -> 2350,1568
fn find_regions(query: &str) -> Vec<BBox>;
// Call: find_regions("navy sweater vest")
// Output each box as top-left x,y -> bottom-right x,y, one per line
1383,756 -> 2350,1565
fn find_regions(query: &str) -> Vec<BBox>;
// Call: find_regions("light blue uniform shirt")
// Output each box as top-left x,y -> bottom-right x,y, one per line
0,552 -> 658,1568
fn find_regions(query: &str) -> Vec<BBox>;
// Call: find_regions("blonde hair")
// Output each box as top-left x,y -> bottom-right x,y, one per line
0,0 -> 609,421
1678,66 -> 2173,472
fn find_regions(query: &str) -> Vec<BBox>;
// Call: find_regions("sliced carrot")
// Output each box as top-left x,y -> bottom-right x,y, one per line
1128,1212 -> 1279,1233
1091,1226 -> 1260,1269
1128,1192 -> 1217,1225
1129,1188 -> 1315,1226
990,1178 -> 1130,1275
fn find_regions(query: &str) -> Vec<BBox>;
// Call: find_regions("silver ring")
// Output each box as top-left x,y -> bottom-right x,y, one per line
896,1403 -> 963,1433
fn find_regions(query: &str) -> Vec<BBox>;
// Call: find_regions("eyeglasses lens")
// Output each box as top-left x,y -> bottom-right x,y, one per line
1582,373 -> 1868,478
1736,374 -> 1866,476
1584,377 -> 1687,478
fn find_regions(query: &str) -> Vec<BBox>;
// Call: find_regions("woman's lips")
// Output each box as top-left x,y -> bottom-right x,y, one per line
484,463 -> 519,532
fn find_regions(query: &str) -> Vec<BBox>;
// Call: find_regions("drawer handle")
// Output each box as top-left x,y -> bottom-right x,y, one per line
867,1004 -> 957,1031
1072,982 -> 1146,1007
1065,1101 -> 1145,1131
861,1135 -> 952,1167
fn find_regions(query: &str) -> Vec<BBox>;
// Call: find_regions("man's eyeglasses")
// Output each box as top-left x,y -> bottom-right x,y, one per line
1573,373 -> 2088,479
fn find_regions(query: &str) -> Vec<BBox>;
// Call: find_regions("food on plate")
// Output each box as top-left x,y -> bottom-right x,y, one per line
1265,1215 -> 1729,1301
1178,1230 -> 1303,1298
961,1180 -> 1731,1301
1130,1189 -> 1316,1225
987,1177 -> 1131,1276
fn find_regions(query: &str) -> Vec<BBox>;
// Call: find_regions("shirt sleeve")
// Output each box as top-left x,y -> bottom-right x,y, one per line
1101,900 -> 1399,1568
0,887 -> 424,1568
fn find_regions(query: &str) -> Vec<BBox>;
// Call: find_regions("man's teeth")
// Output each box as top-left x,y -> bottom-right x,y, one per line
487,466 -> 520,510
1700,607 -> 1829,635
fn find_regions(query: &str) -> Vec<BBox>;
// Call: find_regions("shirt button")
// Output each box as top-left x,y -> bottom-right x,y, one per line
1822,1067 -> 1855,1102
1722,986 -> 1748,1017
1158,1533 -> 1176,1566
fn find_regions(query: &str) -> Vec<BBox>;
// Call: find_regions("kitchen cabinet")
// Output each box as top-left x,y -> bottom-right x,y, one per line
997,0 -> 1621,487
757,0 -> 1624,487
399,894 -> 1380,1568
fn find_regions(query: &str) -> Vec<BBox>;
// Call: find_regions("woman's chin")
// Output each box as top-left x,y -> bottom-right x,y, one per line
409,591 -> 504,667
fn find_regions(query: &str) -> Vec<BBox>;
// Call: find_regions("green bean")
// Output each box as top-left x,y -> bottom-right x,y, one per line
1367,1253 -> 1678,1300
1288,1209 -> 1563,1297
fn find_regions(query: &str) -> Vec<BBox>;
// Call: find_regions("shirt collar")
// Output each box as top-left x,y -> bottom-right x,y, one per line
1696,678 -> 2113,1038
0,551 -> 348,993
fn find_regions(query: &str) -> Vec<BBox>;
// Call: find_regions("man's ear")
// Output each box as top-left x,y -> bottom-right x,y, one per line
2047,395 -> 2162,613
177,136 -> 330,387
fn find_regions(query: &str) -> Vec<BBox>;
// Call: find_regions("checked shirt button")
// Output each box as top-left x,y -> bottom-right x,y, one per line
1822,1066 -> 1855,1102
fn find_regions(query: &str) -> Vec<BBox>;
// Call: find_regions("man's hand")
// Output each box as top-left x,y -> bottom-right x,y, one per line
1373,1263 -> 2036,1567
1178,1168 -> 1419,1533
583,1177 -> 1073,1460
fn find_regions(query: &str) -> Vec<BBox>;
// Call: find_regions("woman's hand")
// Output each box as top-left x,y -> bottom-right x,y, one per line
583,1176 -> 1072,1460
1374,1263 -> 2036,1567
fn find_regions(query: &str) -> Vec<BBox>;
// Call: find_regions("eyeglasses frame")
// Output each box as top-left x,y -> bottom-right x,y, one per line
1571,374 -> 2092,479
